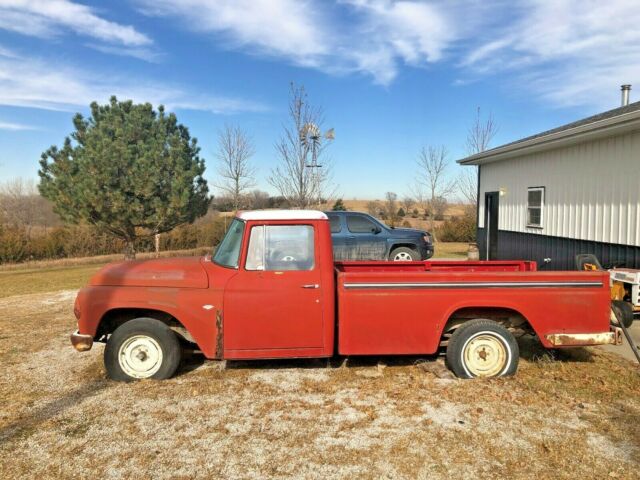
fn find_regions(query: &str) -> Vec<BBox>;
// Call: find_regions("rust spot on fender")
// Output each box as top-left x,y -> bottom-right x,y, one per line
215,310 -> 223,359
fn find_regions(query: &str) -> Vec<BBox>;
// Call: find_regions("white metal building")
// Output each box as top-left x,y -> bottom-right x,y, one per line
458,87 -> 640,270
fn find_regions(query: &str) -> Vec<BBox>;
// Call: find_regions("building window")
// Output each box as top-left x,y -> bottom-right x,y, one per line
527,187 -> 545,228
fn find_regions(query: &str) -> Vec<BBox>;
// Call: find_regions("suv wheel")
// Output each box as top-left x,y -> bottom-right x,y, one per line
390,247 -> 419,261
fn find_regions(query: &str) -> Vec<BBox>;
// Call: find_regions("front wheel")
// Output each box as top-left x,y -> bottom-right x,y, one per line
390,247 -> 420,261
104,318 -> 182,381
446,319 -> 519,378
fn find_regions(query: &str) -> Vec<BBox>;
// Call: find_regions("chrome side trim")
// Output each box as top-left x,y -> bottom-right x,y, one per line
343,281 -> 604,289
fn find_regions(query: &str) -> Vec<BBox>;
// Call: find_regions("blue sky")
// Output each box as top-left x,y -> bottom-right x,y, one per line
0,0 -> 638,199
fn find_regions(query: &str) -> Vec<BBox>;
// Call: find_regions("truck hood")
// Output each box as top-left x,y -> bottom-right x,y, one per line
89,257 -> 209,288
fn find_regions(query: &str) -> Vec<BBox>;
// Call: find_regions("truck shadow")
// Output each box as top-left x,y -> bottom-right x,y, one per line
178,336 -> 596,376
518,335 -> 595,363
179,351 -> 440,375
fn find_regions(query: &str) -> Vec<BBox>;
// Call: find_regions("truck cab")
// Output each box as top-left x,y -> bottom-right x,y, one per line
71,210 -> 622,382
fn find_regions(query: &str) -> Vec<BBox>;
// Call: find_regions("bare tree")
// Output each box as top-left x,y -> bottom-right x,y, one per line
0,177 -> 59,235
215,124 -> 256,212
465,107 -> 498,155
458,108 -> 499,209
414,145 -> 456,237
401,196 -> 414,213
384,192 -> 399,227
366,200 -> 381,217
248,189 -> 270,209
458,169 -> 478,206
268,83 -> 334,208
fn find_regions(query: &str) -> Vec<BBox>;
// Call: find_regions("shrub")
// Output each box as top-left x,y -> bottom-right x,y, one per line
397,208 -> 405,218
0,225 -> 27,263
435,213 -> 476,242
331,199 -> 347,211
0,216 -> 232,264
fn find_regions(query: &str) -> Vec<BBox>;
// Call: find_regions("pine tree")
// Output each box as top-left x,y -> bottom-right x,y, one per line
331,198 -> 347,211
39,97 -> 209,259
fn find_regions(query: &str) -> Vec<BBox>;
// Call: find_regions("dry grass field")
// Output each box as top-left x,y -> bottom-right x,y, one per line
0,264 -> 639,479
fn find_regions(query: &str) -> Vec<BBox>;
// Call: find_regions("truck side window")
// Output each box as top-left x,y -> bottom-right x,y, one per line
347,215 -> 376,234
328,214 -> 341,233
246,225 -> 315,271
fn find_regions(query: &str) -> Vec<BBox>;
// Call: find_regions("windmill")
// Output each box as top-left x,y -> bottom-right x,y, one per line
299,123 -> 335,168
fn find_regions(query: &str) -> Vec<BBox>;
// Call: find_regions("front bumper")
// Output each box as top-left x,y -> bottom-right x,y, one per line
419,244 -> 434,260
545,327 -> 623,347
70,330 -> 93,352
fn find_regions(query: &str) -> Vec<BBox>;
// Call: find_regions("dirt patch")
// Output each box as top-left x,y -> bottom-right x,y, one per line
0,291 -> 639,479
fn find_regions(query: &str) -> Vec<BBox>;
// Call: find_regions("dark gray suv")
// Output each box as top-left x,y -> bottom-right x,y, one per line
325,211 -> 434,261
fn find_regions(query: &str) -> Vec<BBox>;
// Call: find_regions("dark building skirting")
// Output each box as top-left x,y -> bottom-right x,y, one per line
476,228 -> 640,270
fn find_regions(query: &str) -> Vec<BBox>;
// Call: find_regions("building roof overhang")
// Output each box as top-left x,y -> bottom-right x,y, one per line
457,104 -> 640,166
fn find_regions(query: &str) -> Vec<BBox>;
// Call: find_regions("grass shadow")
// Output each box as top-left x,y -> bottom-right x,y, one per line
518,334 -> 595,363
0,379 -> 110,445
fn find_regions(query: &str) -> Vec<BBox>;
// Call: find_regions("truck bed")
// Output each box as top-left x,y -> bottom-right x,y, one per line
335,260 -> 610,356
335,260 -> 537,273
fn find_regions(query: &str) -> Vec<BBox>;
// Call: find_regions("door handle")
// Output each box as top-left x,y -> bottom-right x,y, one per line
301,284 -> 320,289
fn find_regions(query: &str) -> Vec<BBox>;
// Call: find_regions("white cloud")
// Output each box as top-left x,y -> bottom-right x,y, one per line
135,0 -> 640,108
137,0 -> 326,58
462,0 -> 640,108
0,52 -> 267,114
0,0 -> 151,46
0,120 -> 36,130
136,0 -> 455,85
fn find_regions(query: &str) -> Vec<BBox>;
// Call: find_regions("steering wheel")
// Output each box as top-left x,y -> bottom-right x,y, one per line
281,255 -> 296,262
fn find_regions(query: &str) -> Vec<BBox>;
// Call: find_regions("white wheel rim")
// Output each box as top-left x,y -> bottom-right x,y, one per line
118,335 -> 163,379
461,331 -> 510,377
393,251 -> 413,261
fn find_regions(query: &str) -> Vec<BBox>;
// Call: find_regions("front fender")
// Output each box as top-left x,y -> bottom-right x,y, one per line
77,286 -> 219,358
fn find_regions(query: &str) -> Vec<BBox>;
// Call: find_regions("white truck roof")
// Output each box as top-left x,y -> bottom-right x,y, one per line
236,210 -> 328,221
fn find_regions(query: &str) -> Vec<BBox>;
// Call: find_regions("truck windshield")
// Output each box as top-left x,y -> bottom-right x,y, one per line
213,219 -> 245,268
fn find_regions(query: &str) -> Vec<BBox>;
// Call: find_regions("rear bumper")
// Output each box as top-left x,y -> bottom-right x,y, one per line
545,327 -> 623,347
70,330 -> 93,352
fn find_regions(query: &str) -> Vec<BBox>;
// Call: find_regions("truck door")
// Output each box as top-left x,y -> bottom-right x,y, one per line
223,223 -> 325,357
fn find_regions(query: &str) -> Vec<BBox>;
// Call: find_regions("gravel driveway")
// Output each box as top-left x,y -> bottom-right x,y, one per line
1,291 -> 639,479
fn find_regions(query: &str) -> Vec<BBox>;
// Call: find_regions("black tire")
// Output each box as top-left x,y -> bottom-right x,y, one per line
612,300 -> 634,328
104,318 -> 182,382
445,319 -> 519,379
389,246 -> 420,261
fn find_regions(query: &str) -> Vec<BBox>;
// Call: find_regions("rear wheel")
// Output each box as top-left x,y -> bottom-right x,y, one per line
104,318 -> 182,381
390,247 -> 419,261
612,300 -> 634,328
446,319 -> 519,378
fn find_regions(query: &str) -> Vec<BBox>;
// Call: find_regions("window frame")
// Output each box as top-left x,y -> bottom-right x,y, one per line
526,186 -> 545,229
244,223 -> 316,271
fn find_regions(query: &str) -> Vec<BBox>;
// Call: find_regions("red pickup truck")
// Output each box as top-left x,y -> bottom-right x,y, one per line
71,210 -> 621,381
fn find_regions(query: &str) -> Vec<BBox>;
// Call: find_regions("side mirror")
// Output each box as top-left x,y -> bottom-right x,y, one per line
372,226 -> 382,234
